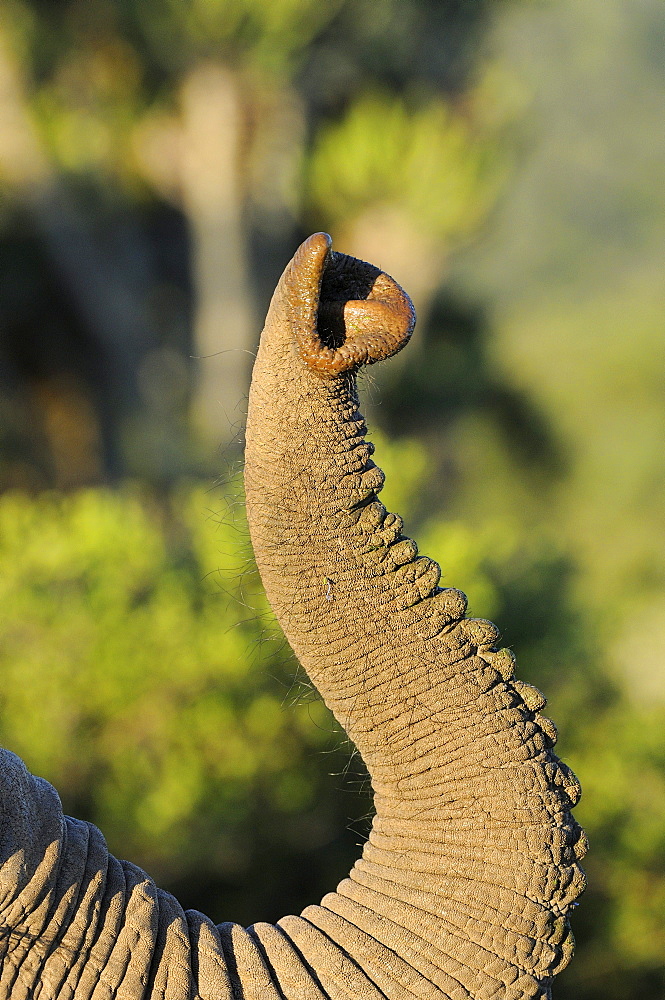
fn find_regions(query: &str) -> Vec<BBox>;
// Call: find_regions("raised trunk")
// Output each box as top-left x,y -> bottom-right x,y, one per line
243,234 -> 586,999
0,235 -> 584,999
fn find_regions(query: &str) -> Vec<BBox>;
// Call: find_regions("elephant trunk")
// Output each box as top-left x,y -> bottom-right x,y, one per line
0,234 -> 584,1000
244,233 -> 586,999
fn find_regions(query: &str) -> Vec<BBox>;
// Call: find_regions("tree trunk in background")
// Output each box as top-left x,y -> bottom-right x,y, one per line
180,64 -> 254,449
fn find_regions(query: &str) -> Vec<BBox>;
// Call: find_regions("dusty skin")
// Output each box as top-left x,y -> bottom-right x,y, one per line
0,234 -> 585,999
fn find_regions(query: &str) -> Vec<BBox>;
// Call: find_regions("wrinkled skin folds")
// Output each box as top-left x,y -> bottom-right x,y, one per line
0,234 -> 585,999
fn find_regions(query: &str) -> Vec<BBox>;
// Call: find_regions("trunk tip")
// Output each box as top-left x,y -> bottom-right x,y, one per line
283,233 -> 416,378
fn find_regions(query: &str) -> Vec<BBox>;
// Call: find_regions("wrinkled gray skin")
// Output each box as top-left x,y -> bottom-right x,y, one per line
0,234 -> 585,999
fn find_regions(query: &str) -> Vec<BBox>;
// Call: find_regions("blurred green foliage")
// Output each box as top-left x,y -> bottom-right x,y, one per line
305,90 -> 505,238
0,481 -> 358,921
127,0 -> 347,77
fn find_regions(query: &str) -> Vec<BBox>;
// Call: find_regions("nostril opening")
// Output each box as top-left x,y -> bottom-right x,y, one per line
317,300 -> 347,349
288,234 -> 413,376
316,253 -> 381,349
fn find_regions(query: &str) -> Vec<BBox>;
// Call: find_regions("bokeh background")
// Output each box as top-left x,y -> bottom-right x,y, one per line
0,1 -> 664,996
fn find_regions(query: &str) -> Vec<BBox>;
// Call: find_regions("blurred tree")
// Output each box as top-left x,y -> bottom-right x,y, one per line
303,86 -> 508,318
126,0 -> 349,443
0,0 -> 511,472
0,4 -> 191,484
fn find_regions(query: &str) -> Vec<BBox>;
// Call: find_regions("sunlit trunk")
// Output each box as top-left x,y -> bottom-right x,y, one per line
244,234 -> 586,999
0,235 -> 584,1000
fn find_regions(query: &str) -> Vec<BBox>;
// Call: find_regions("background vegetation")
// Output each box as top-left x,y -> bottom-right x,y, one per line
0,1 -> 663,997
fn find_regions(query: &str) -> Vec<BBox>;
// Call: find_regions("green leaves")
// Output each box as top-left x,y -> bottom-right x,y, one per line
0,485 -> 334,884
131,0 -> 346,77
306,90 -> 504,240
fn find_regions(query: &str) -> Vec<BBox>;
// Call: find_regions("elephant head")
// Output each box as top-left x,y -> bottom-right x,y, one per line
0,233 -> 585,999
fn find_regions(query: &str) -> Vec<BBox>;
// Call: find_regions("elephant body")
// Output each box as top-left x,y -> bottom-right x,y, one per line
0,234 -> 585,998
